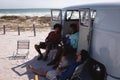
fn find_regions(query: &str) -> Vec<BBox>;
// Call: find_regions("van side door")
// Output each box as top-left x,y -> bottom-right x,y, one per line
77,8 -> 92,52
51,9 -> 62,29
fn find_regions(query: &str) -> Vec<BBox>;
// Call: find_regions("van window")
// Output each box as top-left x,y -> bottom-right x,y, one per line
51,10 -> 62,21
91,10 -> 96,20
62,10 -> 65,20
80,9 -> 96,27
80,10 -> 89,27
66,10 -> 79,20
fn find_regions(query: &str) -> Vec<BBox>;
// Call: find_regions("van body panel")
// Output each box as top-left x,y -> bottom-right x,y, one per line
51,3 -> 120,79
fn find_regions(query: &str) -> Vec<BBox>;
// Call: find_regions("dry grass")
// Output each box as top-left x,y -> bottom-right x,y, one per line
0,16 -> 51,31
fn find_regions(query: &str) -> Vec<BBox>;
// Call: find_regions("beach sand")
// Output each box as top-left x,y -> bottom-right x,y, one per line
0,16 -> 54,80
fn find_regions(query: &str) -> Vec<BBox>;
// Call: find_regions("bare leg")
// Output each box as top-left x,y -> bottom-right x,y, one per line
47,47 -> 63,66
34,44 -> 42,55
34,44 -> 43,60
45,46 -> 50,56
55,47 -> 63,58
43,46 -> 51,61
28,65 -> 47,77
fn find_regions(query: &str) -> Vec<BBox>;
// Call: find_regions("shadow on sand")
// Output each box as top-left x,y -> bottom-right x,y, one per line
11,56 -> 53,80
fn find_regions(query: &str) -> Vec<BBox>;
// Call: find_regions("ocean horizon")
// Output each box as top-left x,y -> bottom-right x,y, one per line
0,8 -> 51,17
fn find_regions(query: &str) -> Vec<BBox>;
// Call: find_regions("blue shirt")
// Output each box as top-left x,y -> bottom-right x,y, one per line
69,32 -> 79,49
57,61 -> 82,80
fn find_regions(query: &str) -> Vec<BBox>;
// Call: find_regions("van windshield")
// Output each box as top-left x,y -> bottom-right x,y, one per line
65,10 -> 96,21
66,10 -> 79,20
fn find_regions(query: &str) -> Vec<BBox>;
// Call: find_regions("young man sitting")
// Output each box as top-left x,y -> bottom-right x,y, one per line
28,50 -> 89,80
34,24 -> 62,60
47,23 -> 79,67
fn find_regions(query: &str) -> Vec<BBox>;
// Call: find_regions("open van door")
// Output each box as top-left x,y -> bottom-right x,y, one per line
77,8 -> 92,52
51,9 -> 62,29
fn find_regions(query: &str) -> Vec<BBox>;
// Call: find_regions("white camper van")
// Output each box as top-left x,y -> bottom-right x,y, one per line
50,3 -> 120,80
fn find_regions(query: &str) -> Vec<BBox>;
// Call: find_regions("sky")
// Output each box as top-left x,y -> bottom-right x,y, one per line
0,0 -> 120,9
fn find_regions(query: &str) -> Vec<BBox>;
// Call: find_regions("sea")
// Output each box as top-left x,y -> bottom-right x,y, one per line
0,8 -> 51,17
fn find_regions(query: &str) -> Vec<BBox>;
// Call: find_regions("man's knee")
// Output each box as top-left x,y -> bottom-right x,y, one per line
34,44 -> 40,50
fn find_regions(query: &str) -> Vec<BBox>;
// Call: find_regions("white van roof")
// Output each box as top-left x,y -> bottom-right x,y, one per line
62,3 -> 120,10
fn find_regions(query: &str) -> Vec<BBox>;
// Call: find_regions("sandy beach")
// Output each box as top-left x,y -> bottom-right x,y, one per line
0,16 -> 53,80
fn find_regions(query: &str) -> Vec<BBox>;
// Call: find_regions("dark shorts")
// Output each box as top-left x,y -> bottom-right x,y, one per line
39,42 -> 46,49
39,42 -> 59,49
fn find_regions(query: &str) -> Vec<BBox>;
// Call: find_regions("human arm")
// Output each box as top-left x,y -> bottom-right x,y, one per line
45,32 -> 51,43
56,60 -> 69,73
45,31 -> 56,43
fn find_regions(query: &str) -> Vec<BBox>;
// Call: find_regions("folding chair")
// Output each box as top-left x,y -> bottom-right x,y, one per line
13,40 -> 30,60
